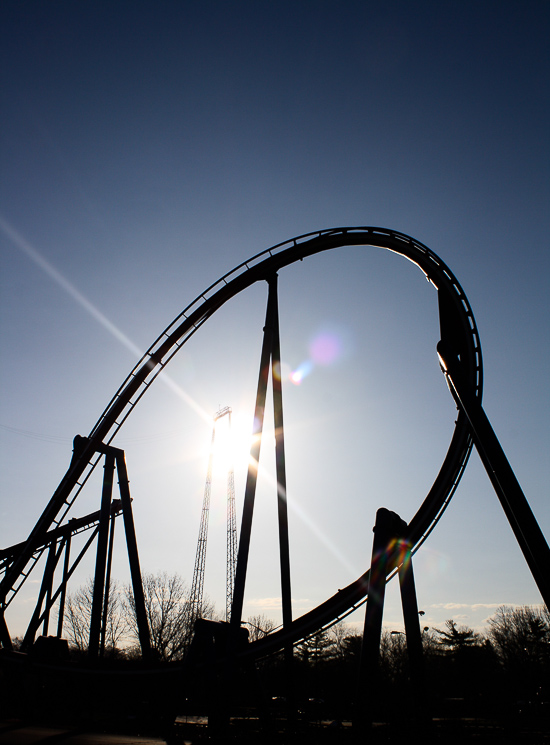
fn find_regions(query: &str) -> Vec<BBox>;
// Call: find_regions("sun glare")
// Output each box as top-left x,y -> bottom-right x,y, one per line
1,215 -> 212,426
206,408 -> 258,478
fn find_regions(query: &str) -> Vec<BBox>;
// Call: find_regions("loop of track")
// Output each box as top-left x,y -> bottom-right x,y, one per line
2,227 -> 483,652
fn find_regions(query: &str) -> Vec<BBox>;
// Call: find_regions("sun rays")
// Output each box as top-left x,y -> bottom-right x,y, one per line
0,215 -> 211,426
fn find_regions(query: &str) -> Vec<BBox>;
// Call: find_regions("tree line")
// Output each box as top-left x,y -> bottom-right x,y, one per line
283,606 -> 550,720
61,571 -> 214,660
26,572 -> 549,717
58,571 -> 279,661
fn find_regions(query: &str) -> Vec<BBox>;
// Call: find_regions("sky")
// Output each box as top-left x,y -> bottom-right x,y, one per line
1,0 -> 549,641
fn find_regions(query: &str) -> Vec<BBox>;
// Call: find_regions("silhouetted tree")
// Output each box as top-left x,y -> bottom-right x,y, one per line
124,570 -> 215,661
245,614 -> 276,642
380,630 -> 408,685
487,604 -> 550,700
431,619 -> 496,701
64,577 -> 127,655
488,605 -> 550,665
434,619 -> 481,653
340,631 -> 363,661
420,625 -> 439,655
328,621 -> 349,660
297,629 -> 335,665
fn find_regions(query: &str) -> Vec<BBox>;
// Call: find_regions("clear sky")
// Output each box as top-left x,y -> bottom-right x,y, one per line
1,0 -> 549,640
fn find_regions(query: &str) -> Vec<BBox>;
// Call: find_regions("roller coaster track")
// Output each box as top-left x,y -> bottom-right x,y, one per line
1,227 -> 483,651
0,503 -> 123,610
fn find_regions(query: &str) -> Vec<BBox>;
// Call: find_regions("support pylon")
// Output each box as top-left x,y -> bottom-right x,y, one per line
355,508 -> 425,730
187,407 -> 237,637
226,412 -> 237,622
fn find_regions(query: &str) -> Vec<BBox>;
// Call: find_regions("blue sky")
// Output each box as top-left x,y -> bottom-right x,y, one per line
1,0 -> 549,639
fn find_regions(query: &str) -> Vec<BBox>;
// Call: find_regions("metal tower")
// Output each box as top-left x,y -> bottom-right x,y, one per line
187,406 -> 237,635
225,410 -> 237,622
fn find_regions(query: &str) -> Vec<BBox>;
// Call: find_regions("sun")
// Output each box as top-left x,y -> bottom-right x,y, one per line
208,407 -> 259,479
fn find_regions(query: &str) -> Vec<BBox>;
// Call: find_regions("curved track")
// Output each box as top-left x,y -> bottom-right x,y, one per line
1,227 -> 483,654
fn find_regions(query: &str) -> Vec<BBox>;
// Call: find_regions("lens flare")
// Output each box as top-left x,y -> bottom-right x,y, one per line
309,331 -> 342,365
290,360 -> 313,385
286,326 -> 351,386
273,360 -> 291,382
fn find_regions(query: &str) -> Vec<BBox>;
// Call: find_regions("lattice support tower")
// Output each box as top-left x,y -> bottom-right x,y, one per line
225,408 -> 237,622
187,406 -> 237,636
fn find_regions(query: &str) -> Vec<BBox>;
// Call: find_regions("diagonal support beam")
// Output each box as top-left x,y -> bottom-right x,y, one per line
355,509 -> 426,730
21,539 -> 64,650
437,341 -> 550,608
115,450 -> 151,659
271,276 -> 292,633
230,280 -> 276,630
231,275 -> 292,633
88,452 -> 115,657
56,532 -> 72,638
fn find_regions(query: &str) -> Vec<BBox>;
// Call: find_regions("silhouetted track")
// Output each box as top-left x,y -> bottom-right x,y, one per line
1,227 -> 482,658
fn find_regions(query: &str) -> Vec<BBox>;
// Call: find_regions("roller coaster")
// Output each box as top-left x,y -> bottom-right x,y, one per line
1,227 -> 549,730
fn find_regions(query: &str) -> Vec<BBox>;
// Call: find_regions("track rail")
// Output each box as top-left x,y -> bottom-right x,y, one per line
1,227 -> 482,653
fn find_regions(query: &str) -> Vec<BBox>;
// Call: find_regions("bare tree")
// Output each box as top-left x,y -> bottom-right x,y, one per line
488,605 -> 550,668
379,630 -> 409,684
340,631 -> 363,661
245,614 -> 276,642
327,621 -> 349,660
124,571 -> 216,661
64,577 -> 127,655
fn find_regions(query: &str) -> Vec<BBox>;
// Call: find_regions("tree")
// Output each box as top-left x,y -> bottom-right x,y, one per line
434,619 -> 481,653
431,619 -> 496,700
124,570 -> 216,661
328,621 -> 349,660
297,629 -> 335,665
420,625 -> 439,656
340,631 -> 363,661
488,605 -> 550,675
245,614 -> 276,642
380,630 -> 408,684
64,577 -> 127,655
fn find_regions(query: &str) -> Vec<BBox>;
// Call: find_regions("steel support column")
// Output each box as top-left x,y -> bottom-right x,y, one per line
42,542 -> 56,637
89,452 -> 115,656
56,531 -> 72,638
100,509 -> 117,656
22,539 -> 61,650
42,527 -> 100,637
356,509 -> 405,728
115,450 -> 151,659
0,614 -> 11,650
230,278 -> 278,630
270,275 -> 292,633
398,541 -> 425,707
269,274 -> 295,722
438,341 -> 550,608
